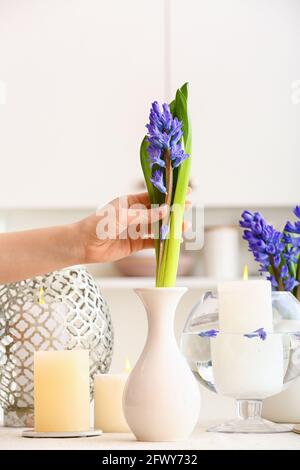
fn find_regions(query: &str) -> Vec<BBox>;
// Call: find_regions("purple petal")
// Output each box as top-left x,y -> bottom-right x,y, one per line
147,145 -> 166,168
150,169 -> 167,194
199,329 -> 219,338
280,264 -> 289,278
244,328 -> 267,341
294,206 -> 300,219
284,276 -> 299,292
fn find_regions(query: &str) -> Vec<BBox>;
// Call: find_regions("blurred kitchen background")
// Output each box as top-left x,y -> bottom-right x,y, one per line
0,0 -> 299,422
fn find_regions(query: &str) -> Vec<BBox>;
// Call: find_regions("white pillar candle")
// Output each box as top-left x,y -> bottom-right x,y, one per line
211,334 -> 283,399
34,349 -> 90,433
218,279 -> 273,333
94,373 -> 130,433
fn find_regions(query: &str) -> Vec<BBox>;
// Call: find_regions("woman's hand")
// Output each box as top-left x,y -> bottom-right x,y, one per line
77,192 -> 166,263
0,191 -> 191,284
77,191 -> 192,264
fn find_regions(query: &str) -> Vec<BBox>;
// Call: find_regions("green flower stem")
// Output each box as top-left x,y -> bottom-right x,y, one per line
157,150 -> 173,285
157,155 -> 191,287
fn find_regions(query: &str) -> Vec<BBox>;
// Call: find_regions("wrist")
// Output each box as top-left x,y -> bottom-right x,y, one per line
67,222 -> 86,266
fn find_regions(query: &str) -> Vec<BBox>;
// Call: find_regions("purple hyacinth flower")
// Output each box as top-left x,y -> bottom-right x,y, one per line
160,224 -> 169,240
284,206 -> 300,236
169,117 -> 183,146
244,328 -> 267,341
170,143 -> 190,168
146,102 -> 181,150
266,243 -> 276,255
146,101 -> 190,175
283,245 -> 299,265
284,276 -> 299,292
147,145 -> 166,168
267,275 -> 279,288
239,210 -> 286,286
150,169 -> 167,194
283,206 -> 300,276
240,211 -> 254,227
199,329 -> 219,338
147,101 -> 171,135
281,264 -> 289,278
273,254 -> 281,268
294,206 -> 300,219
284,220 -> 300,234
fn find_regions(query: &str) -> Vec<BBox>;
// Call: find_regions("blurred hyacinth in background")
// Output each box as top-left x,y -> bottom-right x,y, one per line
239,206 -> 300,300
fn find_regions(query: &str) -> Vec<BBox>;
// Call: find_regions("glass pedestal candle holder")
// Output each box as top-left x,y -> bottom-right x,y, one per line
212,399 -> 289,433
181,291 -> 300,433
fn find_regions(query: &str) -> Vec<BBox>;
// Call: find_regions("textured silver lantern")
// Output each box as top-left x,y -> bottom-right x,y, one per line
0,267 -> 113,427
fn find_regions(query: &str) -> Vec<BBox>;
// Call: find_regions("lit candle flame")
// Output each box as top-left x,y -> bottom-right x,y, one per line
243,264 -> 249,281
39,287 -> 45,305
124,357 -> 131,374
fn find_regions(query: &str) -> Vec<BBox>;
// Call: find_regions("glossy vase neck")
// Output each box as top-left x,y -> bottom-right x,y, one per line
134,287 -> 187,342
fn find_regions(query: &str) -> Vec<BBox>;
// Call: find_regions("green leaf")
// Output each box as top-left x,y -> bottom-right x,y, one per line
140,137 -> 164,277
140,137 -> 165,206
179,82 -> 188,100
140,137 -> 153,201
169,99 -> 175,115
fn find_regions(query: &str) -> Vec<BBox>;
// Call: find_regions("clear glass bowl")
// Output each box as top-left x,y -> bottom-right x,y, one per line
181,291 -> 300,433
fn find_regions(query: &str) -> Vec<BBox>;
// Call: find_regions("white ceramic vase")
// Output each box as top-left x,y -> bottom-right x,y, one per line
123,287 -> 200,442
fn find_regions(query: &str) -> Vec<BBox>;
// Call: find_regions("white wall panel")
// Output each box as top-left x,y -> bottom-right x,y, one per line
170,0 -> 300,206
0,0 -> 164,208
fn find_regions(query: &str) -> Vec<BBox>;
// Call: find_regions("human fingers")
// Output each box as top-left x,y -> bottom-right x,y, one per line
127,204 -> 168,227
127,192 -> 151,208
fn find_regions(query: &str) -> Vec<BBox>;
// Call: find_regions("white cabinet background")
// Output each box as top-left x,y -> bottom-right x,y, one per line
0,0 -> 165,209
0,0 -> 299,209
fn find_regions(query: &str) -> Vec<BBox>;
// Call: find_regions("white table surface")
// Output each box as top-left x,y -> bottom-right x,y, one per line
1,426 -> 300,450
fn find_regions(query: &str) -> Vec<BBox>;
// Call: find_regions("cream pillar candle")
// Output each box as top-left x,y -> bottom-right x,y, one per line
94,373 -> 130,433
218,279 -> 273,333
34,349 -> 90,433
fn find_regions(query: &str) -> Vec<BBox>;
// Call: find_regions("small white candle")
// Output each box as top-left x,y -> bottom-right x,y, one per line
218,279 -> 273,333
94,371 -> 130,433
34,349 -> 90,433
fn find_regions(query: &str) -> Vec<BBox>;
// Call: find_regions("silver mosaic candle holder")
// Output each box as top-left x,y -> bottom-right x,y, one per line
0,267 -> 113,427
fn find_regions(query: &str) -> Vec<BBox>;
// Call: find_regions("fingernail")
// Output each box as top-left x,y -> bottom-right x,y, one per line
183,220 -> 192,231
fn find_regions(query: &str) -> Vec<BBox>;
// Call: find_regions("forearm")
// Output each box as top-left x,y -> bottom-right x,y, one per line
0,223 -> 84,284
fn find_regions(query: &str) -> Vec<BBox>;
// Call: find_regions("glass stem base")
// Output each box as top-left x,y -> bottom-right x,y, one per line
208,399 -> 293,433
